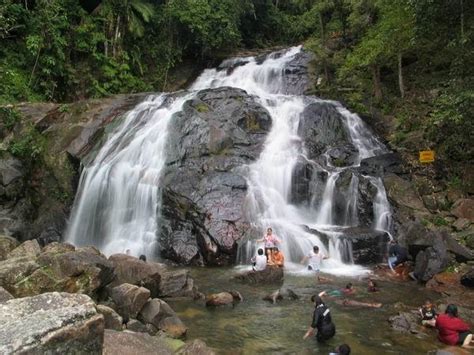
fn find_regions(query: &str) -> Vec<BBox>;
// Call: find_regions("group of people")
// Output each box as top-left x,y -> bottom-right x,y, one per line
419,300 -> 474,348
251,228 -> 285,270
250,228 -> 473,351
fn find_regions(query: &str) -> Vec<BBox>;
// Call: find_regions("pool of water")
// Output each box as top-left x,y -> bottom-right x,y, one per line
167,267 -> 451,354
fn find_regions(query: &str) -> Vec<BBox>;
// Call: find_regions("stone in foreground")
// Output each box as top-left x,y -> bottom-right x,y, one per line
103,329 -> 173,355
0,292 -> 104,354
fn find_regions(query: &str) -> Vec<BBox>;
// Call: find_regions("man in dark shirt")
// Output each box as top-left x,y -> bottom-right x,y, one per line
388,240 -> 408,272
303,295 -> 336,342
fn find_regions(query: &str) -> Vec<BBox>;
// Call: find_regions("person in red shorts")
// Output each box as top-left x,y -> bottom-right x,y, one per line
436,304 -> 474,349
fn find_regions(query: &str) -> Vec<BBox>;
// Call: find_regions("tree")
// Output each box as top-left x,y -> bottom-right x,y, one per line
341,0 -> 414,99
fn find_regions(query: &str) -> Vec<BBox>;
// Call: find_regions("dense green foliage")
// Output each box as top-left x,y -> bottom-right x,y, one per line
1,0 -> 472,164
0,0 -> 308,103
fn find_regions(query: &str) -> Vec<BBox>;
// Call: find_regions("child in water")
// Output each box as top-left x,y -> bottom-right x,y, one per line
419,299 -> 437,327
367,279 -> 379,292
321,283 -> 356,298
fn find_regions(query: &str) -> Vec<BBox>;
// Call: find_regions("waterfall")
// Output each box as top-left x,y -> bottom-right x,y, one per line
344,174 -> 359,226
66,94 -> 193,257
66,46 -> 393,274
316,172 -> 339,225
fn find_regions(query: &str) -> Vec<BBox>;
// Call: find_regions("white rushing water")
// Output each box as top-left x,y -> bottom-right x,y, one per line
67,46 -> 393,275
192,46 -> 392,275
66,93 -> 193,257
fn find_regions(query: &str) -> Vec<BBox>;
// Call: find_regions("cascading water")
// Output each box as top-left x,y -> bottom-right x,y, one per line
192,47 -> 392,275
66,46 -> 393,275
66,93 -> 193,257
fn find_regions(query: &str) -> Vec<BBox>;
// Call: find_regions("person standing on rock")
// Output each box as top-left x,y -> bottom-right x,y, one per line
257,227 -> 282,259
387,240 -> 408,273
301,245 -> 328,281
303,295 -> 336,342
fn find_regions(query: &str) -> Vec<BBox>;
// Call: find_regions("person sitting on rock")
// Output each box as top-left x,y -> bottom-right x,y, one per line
303,295 -> 336,342
251,248 -> 267,271
419,299 -> 437,327
272,247 -> 285,267
301,245 -> 328,281
257,227 -> 282,258
436,304 -> 474,349
387,240 -> 408,273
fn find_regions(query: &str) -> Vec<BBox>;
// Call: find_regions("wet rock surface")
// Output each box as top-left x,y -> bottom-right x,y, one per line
159,87 -> 272,265
0,292 -> 104,354
234,266 -> 284,284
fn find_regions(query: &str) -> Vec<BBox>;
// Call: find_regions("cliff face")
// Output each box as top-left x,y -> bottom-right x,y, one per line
0,94 -> 146,244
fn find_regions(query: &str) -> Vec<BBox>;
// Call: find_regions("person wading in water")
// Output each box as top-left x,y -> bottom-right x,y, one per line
303,295 -> 336,342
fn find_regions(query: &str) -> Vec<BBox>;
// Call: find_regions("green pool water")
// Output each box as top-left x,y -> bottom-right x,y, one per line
167,267 -> 452,354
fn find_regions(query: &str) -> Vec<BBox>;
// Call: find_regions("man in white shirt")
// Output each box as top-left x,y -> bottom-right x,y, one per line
301,246 -> 328,280
251,248 -> 267,271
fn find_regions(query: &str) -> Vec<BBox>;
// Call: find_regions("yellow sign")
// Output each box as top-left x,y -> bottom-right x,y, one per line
419,150 -> 435,163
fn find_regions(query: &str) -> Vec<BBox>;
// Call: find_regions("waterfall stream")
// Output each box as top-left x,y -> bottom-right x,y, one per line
66,46 -> 393,275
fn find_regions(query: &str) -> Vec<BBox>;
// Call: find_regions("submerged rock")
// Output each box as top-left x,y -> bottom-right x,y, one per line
388,311 -> 425,335
234,266 -> 284,284
263,287 -> 299,304
205,291 -> 243,307
0,292 -> 104,354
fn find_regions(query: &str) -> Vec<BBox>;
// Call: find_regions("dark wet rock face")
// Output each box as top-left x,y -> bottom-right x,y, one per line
298,102 -> 351,162
158,87 -> 271,265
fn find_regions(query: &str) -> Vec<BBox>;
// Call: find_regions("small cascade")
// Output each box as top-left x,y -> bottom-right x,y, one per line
344,174 -> 359,226
316,172 -> 339,225
370,176 -> 393,237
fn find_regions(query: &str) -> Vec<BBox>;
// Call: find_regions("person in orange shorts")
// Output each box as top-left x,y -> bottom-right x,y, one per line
272,247 -> 285,267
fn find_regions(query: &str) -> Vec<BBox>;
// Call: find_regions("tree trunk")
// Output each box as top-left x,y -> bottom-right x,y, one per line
319,12 -> 325,43
398,52 -> 404,99
113,15 -> 121,58
370,64 -> 382,100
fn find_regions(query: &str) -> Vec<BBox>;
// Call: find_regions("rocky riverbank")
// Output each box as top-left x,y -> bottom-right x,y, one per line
0,237 -> 214,354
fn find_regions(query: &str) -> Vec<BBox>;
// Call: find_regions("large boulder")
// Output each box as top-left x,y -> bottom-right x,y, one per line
235,266 -> 284,284
0,292 -> 104,354
159,87 -> 272,265
0,256 -> 40,295
0,235 -> 19,260
103,329 -> 174,355
298,102 -> 352,161
6,239 -> 41,259
138,298 -> 176,328
0,286 -> 13,303
388,311 -> 426,335
177,339 -> 216,355
110,283 -> 151,320
108,254 -> 163,296
358,153 -> 405,177
96,304 -> 123,330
